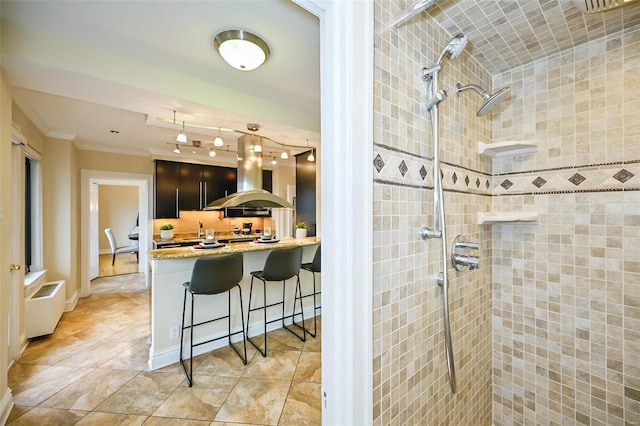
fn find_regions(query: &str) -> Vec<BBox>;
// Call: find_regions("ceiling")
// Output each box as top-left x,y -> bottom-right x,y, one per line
2,0 -> 640,165
419,0 -> 640,75
1,0 -> 321,164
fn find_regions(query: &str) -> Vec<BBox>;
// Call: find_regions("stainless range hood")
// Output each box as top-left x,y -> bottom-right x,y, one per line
204,132 -> 293,210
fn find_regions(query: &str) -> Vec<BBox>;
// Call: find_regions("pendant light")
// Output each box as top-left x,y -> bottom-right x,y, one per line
306,139 -> 315,161
209,148 -> 216,157
280,142 -> 289,159
173,144 -> 181,154
176,121 -> 187,143
214,127 -> 224,147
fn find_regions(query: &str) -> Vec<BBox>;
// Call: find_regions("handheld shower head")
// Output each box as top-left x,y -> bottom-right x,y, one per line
437,34 -> 468,64
455,83 -> 511,116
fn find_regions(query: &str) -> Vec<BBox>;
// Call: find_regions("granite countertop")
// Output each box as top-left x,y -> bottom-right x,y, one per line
154,233 -> 264,245
148,236 -> 320,260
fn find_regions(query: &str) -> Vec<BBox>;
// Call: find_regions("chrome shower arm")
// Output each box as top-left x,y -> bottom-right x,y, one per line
455,83 -> 490,99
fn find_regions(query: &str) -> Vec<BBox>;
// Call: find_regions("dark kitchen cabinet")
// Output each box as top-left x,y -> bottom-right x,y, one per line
155,160 -> 180,218
262,170 -> 273,192
154,160 -> 240,218
295,151 -> 316,236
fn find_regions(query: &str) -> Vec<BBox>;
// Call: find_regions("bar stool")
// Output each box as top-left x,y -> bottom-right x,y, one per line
297,244 -> 321,338
180,253 -> 246,387
246,246 -> 304,357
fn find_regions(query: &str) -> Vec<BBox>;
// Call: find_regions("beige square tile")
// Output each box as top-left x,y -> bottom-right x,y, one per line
293,352 -> 321,383
39,368 -> 139,411
94,372 -> 183,415
241,350 -> 300,381
279,381 -> 322,426
7,407 -> 88,425
75,412 -> 147,425
213,378 -> 290,425
152,375 -> 237,421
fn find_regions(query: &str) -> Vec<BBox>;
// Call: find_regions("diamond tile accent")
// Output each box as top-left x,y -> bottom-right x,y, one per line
420,165 -> 427,180
612,168 -> 634,183
398,160 -> 408,177
452,172 -> 458,184
568,173 -> 586,186
501,179 -> 513,190
465,175 -> 470,186
476,178 -> 480,188
373,154 -> 384,173
532,176 -> 547,188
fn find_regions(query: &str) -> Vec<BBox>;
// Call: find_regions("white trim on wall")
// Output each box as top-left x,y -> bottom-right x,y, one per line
294,1 -> 374,424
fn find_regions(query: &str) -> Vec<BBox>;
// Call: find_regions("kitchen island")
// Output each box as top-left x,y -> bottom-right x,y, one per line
147,236 -> 320,370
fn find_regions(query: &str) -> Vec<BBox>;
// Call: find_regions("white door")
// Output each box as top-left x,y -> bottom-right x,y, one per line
89,182 -> 99,280
9,141 -> 25,366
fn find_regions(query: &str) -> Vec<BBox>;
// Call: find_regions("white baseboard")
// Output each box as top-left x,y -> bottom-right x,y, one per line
65,289 -> 78,312
0,388 -> 14,426
148,307 -> 320,371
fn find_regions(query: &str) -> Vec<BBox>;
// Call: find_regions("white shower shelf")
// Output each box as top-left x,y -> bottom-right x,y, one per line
478,141 -> 537,158
477,211 -> 539,225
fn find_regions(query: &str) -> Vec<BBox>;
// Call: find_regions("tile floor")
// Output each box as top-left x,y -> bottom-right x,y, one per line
7,273 -> 322,425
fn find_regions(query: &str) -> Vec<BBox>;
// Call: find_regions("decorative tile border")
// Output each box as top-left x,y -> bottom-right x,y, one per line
492,161 -> 640,195
373,144 -> 640,196
372,144 -> 492,196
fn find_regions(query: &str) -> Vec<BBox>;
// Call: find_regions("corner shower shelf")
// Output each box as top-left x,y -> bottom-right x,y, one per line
477,211 -> 539,225
478,141 -> 537,158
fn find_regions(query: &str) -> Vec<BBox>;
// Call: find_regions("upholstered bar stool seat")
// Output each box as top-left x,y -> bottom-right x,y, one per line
246,246 -> 304,357
180,253 -> 246,387
298,243 -> 321,338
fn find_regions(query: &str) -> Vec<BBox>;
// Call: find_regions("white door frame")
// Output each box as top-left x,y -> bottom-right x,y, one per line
80,169 -> 152,297
294,1 -> 373,424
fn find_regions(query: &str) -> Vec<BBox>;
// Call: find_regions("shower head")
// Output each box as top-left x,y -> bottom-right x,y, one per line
455,83 -> 511,116
437,34 -> 468,64
391,0 -> 437,28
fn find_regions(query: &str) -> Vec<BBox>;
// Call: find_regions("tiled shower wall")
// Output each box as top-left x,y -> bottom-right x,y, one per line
373,2 -> 495,424
491,26 -> 640,425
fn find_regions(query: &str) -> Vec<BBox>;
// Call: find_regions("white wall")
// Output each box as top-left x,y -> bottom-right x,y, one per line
98,185 -> 138,252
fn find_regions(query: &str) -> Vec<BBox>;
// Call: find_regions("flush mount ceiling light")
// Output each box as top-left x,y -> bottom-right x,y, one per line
213,29 -> 270,71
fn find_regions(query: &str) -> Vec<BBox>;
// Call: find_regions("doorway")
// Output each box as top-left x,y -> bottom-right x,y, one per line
80,170 -> 153,298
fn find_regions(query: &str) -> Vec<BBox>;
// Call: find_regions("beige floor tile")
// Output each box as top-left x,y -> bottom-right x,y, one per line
74,411 -> 148,425
144,417 -> 211,425
97,342 -> 151,371
17,337 -> 96,366
7,407 -> 88,425
39,368 -> 139,410
10,365 -> 92,406
214,378 -> 291,425
255,327 -> 305,352
293,351 -> 321,383
278,381 -> 322,425
94,371 -> 183,415
7,405 -> 32,423
152,374 -> 237,420
55,341 -> 135,369
194,345 -> 256,378
241,350 -> 300,380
